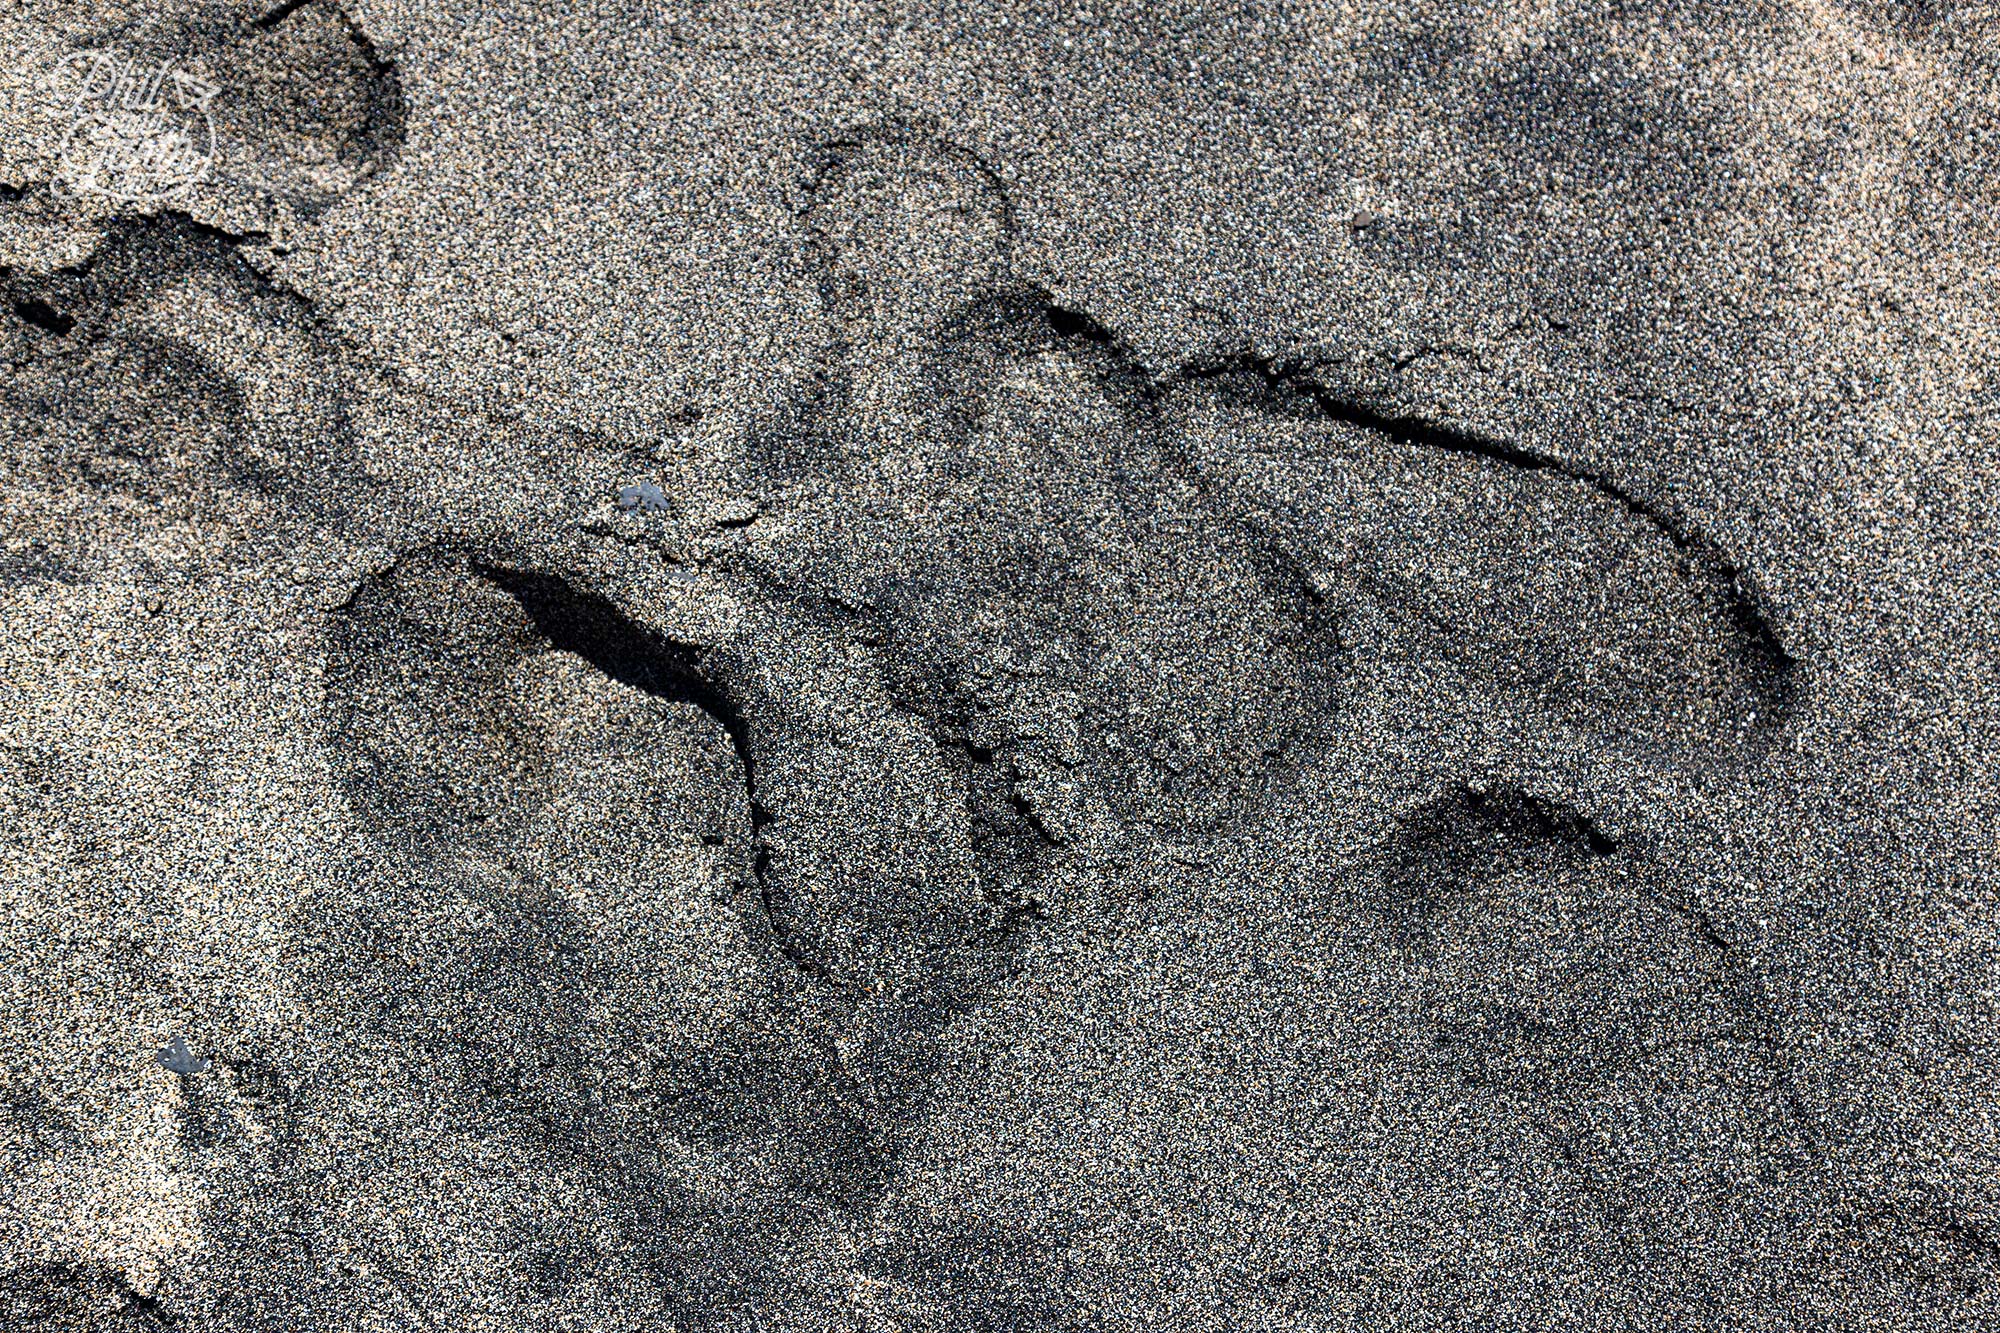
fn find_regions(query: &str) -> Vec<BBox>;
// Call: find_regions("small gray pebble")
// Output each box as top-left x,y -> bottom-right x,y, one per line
158,1034 -> 210,1076
617,481 -> 670,512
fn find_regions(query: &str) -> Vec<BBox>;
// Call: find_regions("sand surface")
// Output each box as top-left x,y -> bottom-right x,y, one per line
2,1 -> 1998,1328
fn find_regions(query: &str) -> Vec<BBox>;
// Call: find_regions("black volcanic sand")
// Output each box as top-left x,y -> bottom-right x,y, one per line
2,1 -> 1998,1329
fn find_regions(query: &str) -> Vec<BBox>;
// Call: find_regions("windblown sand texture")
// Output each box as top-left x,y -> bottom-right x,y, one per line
3,2 -> 1998,1329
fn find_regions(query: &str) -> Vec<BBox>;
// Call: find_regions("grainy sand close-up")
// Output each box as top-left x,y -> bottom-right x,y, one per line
2,2 -> 1998,1329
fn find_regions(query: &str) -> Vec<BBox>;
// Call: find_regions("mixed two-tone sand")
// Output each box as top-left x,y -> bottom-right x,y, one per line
3,2 -> 1998,1328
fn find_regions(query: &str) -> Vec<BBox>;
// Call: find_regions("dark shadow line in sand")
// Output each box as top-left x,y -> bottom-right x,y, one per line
1375,780 -> 1835,1214
928,288 -> 1795,717
9,297 -> 73,336
471,561 -> 755,789
252,0 -> 319,30
467,560 -> 810,977
1171,348 -> 1799,700
925,286 -> 1346,647
956,286 -> 1795,713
